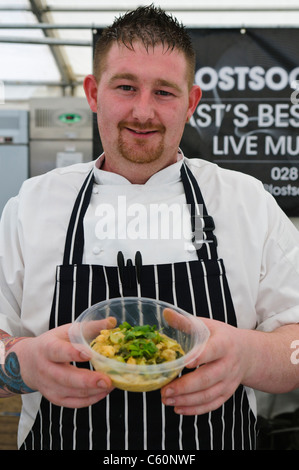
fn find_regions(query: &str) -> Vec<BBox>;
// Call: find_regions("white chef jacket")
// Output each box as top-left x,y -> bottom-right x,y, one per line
1,153 -> 299,447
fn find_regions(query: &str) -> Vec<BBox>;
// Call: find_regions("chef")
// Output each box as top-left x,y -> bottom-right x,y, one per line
1,6 -> 299,450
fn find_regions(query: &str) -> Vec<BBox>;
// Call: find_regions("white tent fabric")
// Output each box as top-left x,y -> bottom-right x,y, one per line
1,0 -> 299,100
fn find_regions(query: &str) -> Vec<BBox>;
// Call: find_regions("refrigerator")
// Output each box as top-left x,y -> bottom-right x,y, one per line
0,109 -> 29,215
29,97 -> 92,177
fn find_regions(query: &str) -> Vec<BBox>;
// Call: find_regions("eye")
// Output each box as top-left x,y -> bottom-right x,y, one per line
156,90 -> 173,96
119,85 -> 135,91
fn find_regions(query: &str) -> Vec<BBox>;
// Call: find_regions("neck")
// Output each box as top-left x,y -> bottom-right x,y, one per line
99,153 -> 179,184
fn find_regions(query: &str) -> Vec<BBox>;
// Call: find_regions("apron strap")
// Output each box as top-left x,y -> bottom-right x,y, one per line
63,169 -> 94,265
180,162 -> 218,260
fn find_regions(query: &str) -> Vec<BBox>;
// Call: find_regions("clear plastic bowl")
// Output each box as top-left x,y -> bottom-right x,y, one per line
68,297 -> 210,392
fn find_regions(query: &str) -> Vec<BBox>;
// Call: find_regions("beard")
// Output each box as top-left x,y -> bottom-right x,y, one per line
117,121 -> 166,164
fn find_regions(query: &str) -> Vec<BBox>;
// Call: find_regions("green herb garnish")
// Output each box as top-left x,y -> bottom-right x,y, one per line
117,323 -> 162,361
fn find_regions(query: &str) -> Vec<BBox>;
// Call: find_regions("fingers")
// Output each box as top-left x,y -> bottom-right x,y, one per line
163,308 -> 194,333
37,362 -> 114,408
46,338 -> 90,363
161,360 -> 237,416
36,320 -> 116,364
45,384 -> 111,409
46,360 -> 110,389
54,391 -> 109,409
185,318 -> 235,369
68,317 -> 117,361
163,309 -> 210,366
162,380 -> 225,415
79,317 -> 117,340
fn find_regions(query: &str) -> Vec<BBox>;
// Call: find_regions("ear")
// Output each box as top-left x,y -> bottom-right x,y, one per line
186,85 -> 202,122
83,74 -> 98,113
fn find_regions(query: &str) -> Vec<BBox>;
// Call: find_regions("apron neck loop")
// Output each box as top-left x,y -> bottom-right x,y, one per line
63,169 -> 94,265
180,162 -> 218,260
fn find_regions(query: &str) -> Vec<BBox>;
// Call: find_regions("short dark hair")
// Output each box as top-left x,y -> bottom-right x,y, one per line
93,5 -> 196,88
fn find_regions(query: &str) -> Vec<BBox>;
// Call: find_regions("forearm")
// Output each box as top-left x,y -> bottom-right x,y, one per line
241,323 -> 299,393
0,330 -> 36,397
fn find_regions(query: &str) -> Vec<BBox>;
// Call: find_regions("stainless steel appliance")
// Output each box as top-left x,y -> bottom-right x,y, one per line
0,109 -> 29,215
29,97 -> 93,177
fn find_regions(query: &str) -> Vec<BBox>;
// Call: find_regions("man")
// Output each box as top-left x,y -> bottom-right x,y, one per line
1,5 -> 299,450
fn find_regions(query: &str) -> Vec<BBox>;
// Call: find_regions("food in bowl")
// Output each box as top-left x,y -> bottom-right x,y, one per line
68,297 -> 210,392
90,321 -> 185,366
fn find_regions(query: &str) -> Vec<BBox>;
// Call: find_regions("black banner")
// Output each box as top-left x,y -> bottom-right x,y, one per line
184,28 -> 299,216
92,29 -> 299,216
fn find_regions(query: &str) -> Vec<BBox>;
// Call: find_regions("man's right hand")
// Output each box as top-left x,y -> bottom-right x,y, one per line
5,323 -> 115,408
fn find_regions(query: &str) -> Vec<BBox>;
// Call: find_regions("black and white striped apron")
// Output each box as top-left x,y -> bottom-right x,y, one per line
20,161 -> 256,450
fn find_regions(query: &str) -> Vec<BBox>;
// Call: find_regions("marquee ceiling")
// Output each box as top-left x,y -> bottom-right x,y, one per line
1,0 -> 299,100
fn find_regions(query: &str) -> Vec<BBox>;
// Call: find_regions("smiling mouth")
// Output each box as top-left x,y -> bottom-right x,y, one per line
126,127 -> 158,136
119,121 -> 165,136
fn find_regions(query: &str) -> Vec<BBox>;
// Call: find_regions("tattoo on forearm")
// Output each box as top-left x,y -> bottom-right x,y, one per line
0,330 -> 36,394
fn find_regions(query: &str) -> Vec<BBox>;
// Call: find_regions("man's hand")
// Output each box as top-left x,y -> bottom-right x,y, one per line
161,317 -> 299,415
161,318 -> 249,415
11,322 -> 115,408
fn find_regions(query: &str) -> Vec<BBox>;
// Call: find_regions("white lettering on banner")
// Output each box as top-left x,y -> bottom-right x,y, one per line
194,103 -> 250,128
213,135 -> 258,155
195,66 -> 299,92
265,136 -> 299,156
192,103 -> 299,129
270,167 -> 298,181
264,184 -> 299,197
212,134 -> 299,158
258,104 -> 299,128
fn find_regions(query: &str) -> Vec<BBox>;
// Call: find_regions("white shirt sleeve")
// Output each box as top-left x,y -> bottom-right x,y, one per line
0,196 -> 26,336
255,191 -> 299,332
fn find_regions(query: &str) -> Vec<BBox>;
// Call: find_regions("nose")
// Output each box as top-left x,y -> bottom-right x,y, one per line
132,90 -> 155,122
